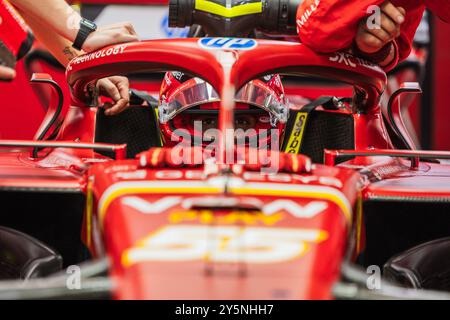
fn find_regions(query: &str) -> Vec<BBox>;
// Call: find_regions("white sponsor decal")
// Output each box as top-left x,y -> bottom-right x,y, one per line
172,71 -> 184,80
98,180 -> 352,224
198,37 -> 258,50
115,170 -> 147,180
122,196 -> 182,214
262,200 -> 328,219
329,52 -> 357,68
296,0 -> 321,32
70,44 -> 128,66
329,52 -> 377,68
122,225 -> 327,265
148,170 -> 343,188
121,196 -> 328,220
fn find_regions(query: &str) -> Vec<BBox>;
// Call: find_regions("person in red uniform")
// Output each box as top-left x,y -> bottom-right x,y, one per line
0,0 -> 32,80
296,0 -> 450,71
1,0 -> 139,115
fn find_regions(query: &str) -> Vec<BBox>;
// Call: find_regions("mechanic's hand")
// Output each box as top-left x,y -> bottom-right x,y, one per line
356,1 -> 406,54
97,76 -> 130,116
82,22 -> 138,53
0,65 -> 16,81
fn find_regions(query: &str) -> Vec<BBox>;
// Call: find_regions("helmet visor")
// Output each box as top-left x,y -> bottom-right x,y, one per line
235,81 -> 288,125
159,80 -> 288,125
159,80 -> 219,124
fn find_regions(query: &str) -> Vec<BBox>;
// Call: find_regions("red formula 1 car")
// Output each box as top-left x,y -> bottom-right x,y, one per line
1,7 -> 450,301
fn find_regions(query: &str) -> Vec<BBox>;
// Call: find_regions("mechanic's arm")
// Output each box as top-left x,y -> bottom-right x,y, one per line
354,2 -> 406,70
13,6 -> 80,66
12,2 -> 132,115
8,0 -> 138,53
296,0 -> 386,52
16,11 -> 130,115
296,0 -> 410,71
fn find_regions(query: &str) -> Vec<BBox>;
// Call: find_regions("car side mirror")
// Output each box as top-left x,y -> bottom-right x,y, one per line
387,82 -> 422,151
30,73 -> 64,158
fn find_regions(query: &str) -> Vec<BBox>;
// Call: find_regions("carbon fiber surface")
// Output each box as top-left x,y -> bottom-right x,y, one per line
300,111 -> 354,163
95,107 -> 161,159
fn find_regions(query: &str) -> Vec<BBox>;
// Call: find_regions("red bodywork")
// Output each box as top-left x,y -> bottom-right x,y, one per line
1,38 -> 450,300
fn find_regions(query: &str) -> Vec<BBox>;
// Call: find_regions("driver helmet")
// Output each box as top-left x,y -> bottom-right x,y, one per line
158,72 -> 289,150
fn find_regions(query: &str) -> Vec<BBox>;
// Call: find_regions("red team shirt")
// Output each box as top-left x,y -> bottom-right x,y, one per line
296,0 -> 450,70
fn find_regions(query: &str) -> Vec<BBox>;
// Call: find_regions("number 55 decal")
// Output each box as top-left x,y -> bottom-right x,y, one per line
122,226 -> 328,267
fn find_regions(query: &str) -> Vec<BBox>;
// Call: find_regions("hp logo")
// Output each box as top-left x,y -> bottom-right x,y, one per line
198,38 -> 258,50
